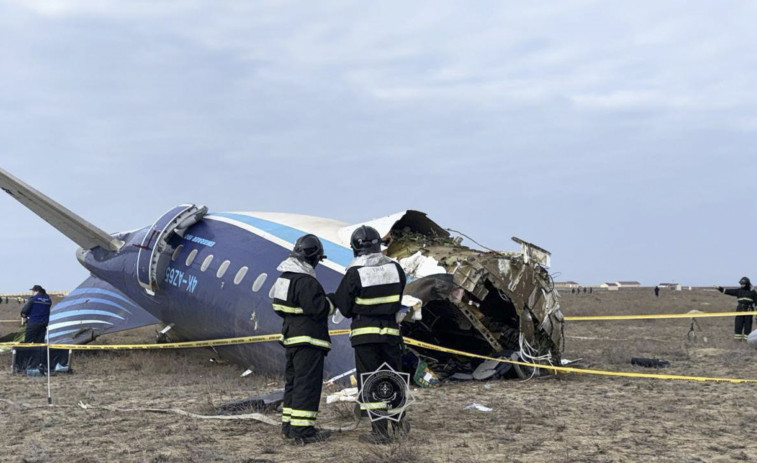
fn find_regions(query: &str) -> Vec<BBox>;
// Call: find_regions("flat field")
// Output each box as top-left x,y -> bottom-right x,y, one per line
1,288 -> 756,462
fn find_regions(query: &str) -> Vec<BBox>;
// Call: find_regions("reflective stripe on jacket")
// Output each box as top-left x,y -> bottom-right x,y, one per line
272,263 -> 333,351
723,287 -> 757,309
333,253 -> 407,346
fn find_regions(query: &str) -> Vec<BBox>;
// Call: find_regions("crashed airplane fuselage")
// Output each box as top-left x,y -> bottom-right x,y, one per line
0,168 -> 563,378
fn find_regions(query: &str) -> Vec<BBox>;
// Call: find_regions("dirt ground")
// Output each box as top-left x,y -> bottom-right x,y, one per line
2,287 -> 757,463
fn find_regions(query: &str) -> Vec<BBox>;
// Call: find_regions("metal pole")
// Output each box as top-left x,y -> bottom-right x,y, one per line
46,327 -> 52,405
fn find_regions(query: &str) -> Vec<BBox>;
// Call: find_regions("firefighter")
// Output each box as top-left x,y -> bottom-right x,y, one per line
332,225 -> 409,444
20,284 -> 52,343
718,277 -> 757,340
272,234 -> 334,444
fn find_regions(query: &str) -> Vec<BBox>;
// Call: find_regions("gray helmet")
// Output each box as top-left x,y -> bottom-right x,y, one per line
291,234 -> 326,268
350,225 -> 382,257
740,277 -> 751,289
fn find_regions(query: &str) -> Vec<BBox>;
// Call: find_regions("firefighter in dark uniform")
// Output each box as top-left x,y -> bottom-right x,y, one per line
272,234 -> 334,444
718,277 -> 757,341
333,225 -> 409,444
20,284 -> 52,343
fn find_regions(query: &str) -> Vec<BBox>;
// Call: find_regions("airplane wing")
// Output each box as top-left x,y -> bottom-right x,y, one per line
47,276 -> 160,344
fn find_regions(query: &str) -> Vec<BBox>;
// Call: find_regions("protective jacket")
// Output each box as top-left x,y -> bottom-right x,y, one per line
333,253 -> 406,346
20,292 -> 52,324
272,258 -> 334,351
721,287 -> 757,309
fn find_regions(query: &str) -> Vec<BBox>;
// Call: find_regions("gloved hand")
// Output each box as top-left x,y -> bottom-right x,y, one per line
717,286 -> 724,293
331,311 -> 345,324
20,316 -> 26,326
327,293 -> 345,323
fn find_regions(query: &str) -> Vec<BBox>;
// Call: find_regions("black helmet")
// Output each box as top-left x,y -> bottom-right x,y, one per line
350,225 -> 382,257
740,277 -> 751,289
291,234 -> 326,268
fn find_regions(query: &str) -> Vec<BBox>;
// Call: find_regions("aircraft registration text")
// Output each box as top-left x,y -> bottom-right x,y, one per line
164,266 -> 198,293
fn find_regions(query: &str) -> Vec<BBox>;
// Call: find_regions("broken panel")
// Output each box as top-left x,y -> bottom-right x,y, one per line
385,215 -> 563,373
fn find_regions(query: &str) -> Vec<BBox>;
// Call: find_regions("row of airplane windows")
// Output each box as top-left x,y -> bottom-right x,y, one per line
171,244 -> 269,293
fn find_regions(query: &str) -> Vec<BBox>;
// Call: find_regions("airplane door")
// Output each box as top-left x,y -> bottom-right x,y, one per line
137,204 -> 207,293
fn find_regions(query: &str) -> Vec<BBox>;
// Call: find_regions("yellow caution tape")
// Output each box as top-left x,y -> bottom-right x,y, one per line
0,329 -> 354,350
3,328 -> 757,383
3,309 -> 756,383
2,310 -> 742,328
565,311 -> 752,321
0,333 -> 285,350
402,338 -> 757,384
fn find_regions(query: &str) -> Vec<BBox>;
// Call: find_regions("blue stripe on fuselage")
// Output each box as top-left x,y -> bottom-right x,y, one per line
50,309 -> 126,322
48,328 -> 82,339
51,297 -> 130,314
66,288 -> 140,310
211,212 -> 354,268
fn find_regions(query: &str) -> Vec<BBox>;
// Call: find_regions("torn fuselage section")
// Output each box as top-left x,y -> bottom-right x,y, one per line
383,213 -> 563,369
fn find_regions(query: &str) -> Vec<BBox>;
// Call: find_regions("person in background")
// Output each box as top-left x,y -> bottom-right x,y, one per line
718,277 -> 757,341
20,284 -> 52,343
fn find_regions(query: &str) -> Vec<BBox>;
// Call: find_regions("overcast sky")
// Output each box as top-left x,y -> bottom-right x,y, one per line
1,1 -> 755,292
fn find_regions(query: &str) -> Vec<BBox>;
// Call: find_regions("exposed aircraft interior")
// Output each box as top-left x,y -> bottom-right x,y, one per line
382,213 -> 564,377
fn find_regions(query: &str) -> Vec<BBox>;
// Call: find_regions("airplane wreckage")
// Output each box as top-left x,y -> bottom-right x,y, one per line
0,167 -> 564,383
389,225 -> 563,380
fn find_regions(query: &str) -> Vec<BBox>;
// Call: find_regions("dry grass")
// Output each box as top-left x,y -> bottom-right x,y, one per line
356,442 -> 435,463
3,289 -> 757,462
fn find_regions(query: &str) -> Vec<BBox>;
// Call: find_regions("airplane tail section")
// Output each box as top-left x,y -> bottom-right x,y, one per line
47,275 -> 161,344
0,167 -> 122,251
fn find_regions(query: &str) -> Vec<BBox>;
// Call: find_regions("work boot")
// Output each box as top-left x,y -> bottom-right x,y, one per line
359,421 -> 392,445
281,423 -> 292,440
391,417 -> 411,437
293,428 -> 332,445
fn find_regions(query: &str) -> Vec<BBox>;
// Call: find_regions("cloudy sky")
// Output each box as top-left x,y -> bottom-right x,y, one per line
1,1 -> 755,291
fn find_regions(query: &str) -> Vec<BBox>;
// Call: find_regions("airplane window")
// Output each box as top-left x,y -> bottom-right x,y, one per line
217,260 -> 231,278
255,273 -> 269,293
234,266 -> 248,285
185,249 -> 198,267
201,255 -> 214,272
171,244 -> 184,262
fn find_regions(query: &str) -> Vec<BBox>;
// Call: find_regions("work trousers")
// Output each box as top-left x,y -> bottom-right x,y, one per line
734,306 -> 754,338
355,342 -> 404,435
282,345 -> 326,438
24,322 -> 47,343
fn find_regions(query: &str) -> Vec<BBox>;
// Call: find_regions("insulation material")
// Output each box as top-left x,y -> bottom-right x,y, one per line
399,252 -> 448,278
